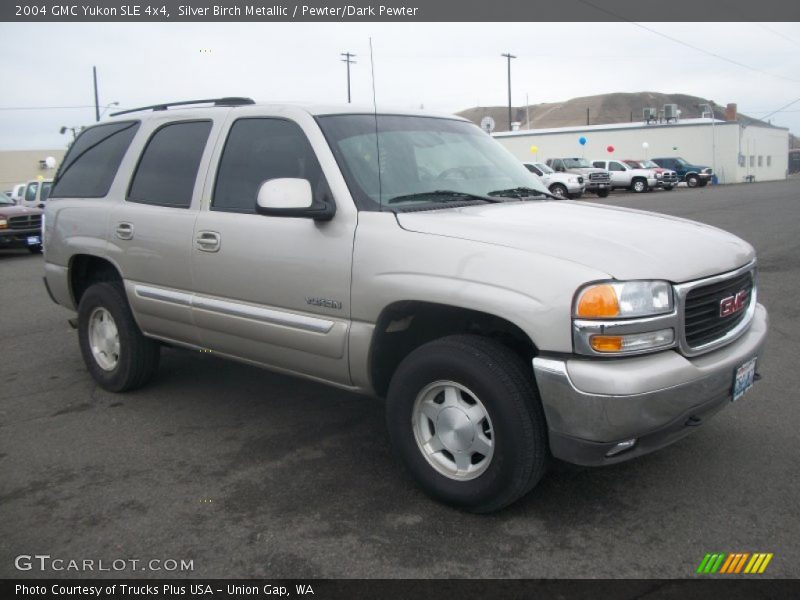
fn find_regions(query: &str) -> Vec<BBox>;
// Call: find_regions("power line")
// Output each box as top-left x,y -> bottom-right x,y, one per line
760,97 -> 800,121
756,23 -> 800,47
577,0 -> 800,85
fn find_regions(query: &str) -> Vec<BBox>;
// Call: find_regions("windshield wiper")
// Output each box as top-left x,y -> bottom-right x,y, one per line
488,186 -> 555,200
387,190 -> 504,205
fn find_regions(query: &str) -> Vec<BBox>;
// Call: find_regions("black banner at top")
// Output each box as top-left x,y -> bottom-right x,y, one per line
3,0 -> 800,22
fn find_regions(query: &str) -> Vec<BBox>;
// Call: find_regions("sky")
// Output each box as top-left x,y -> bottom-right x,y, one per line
1,21 -> 799,150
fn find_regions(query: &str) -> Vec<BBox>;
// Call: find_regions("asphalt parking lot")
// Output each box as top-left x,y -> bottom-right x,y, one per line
1,180 -> 798,579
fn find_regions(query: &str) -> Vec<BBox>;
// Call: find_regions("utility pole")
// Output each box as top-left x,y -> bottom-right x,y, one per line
93,66 -> 100,122
501,53 -> 516,131
341,52 -> 356,103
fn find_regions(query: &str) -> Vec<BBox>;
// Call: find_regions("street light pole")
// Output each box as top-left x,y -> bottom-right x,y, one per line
501,53 -> 516,131
341,52 -> 356,103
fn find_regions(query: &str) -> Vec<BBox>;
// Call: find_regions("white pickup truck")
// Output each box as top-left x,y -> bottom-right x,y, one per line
42,99 -> 768,512
592,159 -> 658,193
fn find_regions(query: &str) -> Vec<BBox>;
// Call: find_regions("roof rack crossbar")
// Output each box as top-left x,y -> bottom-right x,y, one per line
110,97 -> 255,117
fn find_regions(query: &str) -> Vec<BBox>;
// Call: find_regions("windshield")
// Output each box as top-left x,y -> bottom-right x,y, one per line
675,157 -> 689,167
638,160 -> 659,169
563,158 -> 592,169
0,196 -> 13,206
533,162 -> 554,174
317,114 -> 550,210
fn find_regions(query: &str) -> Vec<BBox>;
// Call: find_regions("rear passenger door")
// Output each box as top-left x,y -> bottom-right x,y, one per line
190,115 -> 356,385
108,118 -> 217,346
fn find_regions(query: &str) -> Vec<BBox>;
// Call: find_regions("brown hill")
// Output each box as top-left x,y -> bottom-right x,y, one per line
458,91 -> 774,132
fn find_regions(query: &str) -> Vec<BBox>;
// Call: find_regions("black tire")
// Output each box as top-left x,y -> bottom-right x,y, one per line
385,335 -> 548,513
569,192 -> 583,200
631,178 -> 648,193
663,185 -> 674,191
77,282 -> 160,392
596,188 -> 610,198
28,245 -> 43,254
686,174 -> 700,188
549,183 -> 568,199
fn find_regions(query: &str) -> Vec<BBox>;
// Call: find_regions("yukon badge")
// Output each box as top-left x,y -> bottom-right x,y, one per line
306,296 -> 342,310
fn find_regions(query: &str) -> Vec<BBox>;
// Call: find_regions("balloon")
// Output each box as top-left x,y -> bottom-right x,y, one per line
578,136 -> 587,146
44,156 -> 57,169
529,145 -> 539,154
606,145 -> 615,153
673,146 -> 678,150
642,142 -> 649,149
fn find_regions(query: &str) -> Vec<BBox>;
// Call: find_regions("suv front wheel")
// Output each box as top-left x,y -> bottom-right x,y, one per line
386,335 -> 548,512
77,282 -> 160,392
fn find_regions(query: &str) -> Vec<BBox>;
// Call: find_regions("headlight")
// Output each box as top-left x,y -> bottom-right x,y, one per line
575,281 -> 673,319
0,218 -> 7,229
568,177 -> 578,183
573,281 -> 677,356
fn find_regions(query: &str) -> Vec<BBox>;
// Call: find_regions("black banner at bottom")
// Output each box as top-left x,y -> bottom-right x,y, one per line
2,579 -> 800,600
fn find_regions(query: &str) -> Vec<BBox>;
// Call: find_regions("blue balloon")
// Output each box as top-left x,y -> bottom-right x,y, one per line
579,136 -> 587,145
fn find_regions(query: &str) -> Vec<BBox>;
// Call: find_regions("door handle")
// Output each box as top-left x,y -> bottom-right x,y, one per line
195,231 -> 221,252
115,222 -> 134,240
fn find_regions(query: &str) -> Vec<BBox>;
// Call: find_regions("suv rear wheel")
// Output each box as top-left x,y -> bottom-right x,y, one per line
77,282 -> 160,392
686,174 -> 700,187
385,335 -> 548,512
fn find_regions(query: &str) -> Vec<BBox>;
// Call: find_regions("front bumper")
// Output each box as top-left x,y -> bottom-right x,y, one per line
0,228 -> 41,249
533,303 -> 768,466
566,182 -> 586,194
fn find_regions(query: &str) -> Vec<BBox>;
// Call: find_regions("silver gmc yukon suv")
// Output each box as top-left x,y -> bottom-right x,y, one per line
43,98 -> 768,512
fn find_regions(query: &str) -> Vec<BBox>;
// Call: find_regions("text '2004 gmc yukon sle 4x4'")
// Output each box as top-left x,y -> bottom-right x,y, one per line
43,98 -> 768,512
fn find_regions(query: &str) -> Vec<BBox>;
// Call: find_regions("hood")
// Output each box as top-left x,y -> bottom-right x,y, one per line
0,205 -> 43,218
396,201 -> 754,282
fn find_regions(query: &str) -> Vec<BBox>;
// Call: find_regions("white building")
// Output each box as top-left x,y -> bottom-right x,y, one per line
493,117 -> 789,184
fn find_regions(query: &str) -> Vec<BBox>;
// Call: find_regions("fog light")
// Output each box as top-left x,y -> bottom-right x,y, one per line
590,328 -> 674,353
606,438 -> 637,457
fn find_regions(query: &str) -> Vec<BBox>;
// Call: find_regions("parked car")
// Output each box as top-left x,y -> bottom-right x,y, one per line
591,159 -> 657,193
523,161 -> 585,199
623,159 -> 679,191
545,158 -> 611,197
651,157 -> 712,188
10,183 -> 26,204
0,194 -> 43,252
22,179 -> 53,208
44,99 -> 767,512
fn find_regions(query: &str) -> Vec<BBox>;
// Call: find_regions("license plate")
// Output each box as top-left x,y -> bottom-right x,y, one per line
598,184 -> 606,188
26,236 -> 41,246
732,357 -> 757,402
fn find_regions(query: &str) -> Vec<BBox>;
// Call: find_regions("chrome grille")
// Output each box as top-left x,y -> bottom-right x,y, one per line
681,268 -> 755,351
9,214 -> 42,230
588,172 -> 610,182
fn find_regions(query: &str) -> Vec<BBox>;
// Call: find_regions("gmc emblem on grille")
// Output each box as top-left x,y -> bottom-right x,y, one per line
720,290 -> 749,317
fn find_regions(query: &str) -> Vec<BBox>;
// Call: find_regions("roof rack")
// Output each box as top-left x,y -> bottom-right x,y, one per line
110,97 -> 255,117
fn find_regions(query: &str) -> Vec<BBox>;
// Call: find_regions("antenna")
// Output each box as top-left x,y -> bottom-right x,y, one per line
370,37 -> 383,210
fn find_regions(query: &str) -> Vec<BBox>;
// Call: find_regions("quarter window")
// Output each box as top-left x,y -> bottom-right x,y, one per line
128,120 -> 212,208
50,121 -> 140,198
213,118 -> 328,213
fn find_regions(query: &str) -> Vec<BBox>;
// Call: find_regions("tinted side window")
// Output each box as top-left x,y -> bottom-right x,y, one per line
592,161 -> 604,169
50,121 -> 140,198
128,121 -> 212,208
40,181 -> 52,201
213,119 -> 328,213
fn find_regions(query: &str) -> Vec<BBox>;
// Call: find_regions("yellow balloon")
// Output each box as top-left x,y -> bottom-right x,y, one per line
530,145 -> 539,153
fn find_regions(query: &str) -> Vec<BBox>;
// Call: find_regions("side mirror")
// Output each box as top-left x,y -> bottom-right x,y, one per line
38,203 -> 45,209
255,178 -> 334,220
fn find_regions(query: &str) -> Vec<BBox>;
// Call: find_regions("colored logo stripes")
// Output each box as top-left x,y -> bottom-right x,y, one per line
697,552 -> 773,574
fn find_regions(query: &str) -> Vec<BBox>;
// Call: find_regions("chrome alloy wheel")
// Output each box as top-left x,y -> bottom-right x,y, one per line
88,307 -> 120,371
412,381 -> 495,480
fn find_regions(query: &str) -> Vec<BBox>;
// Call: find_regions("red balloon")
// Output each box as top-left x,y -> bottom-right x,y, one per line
606,145 -> 615,153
